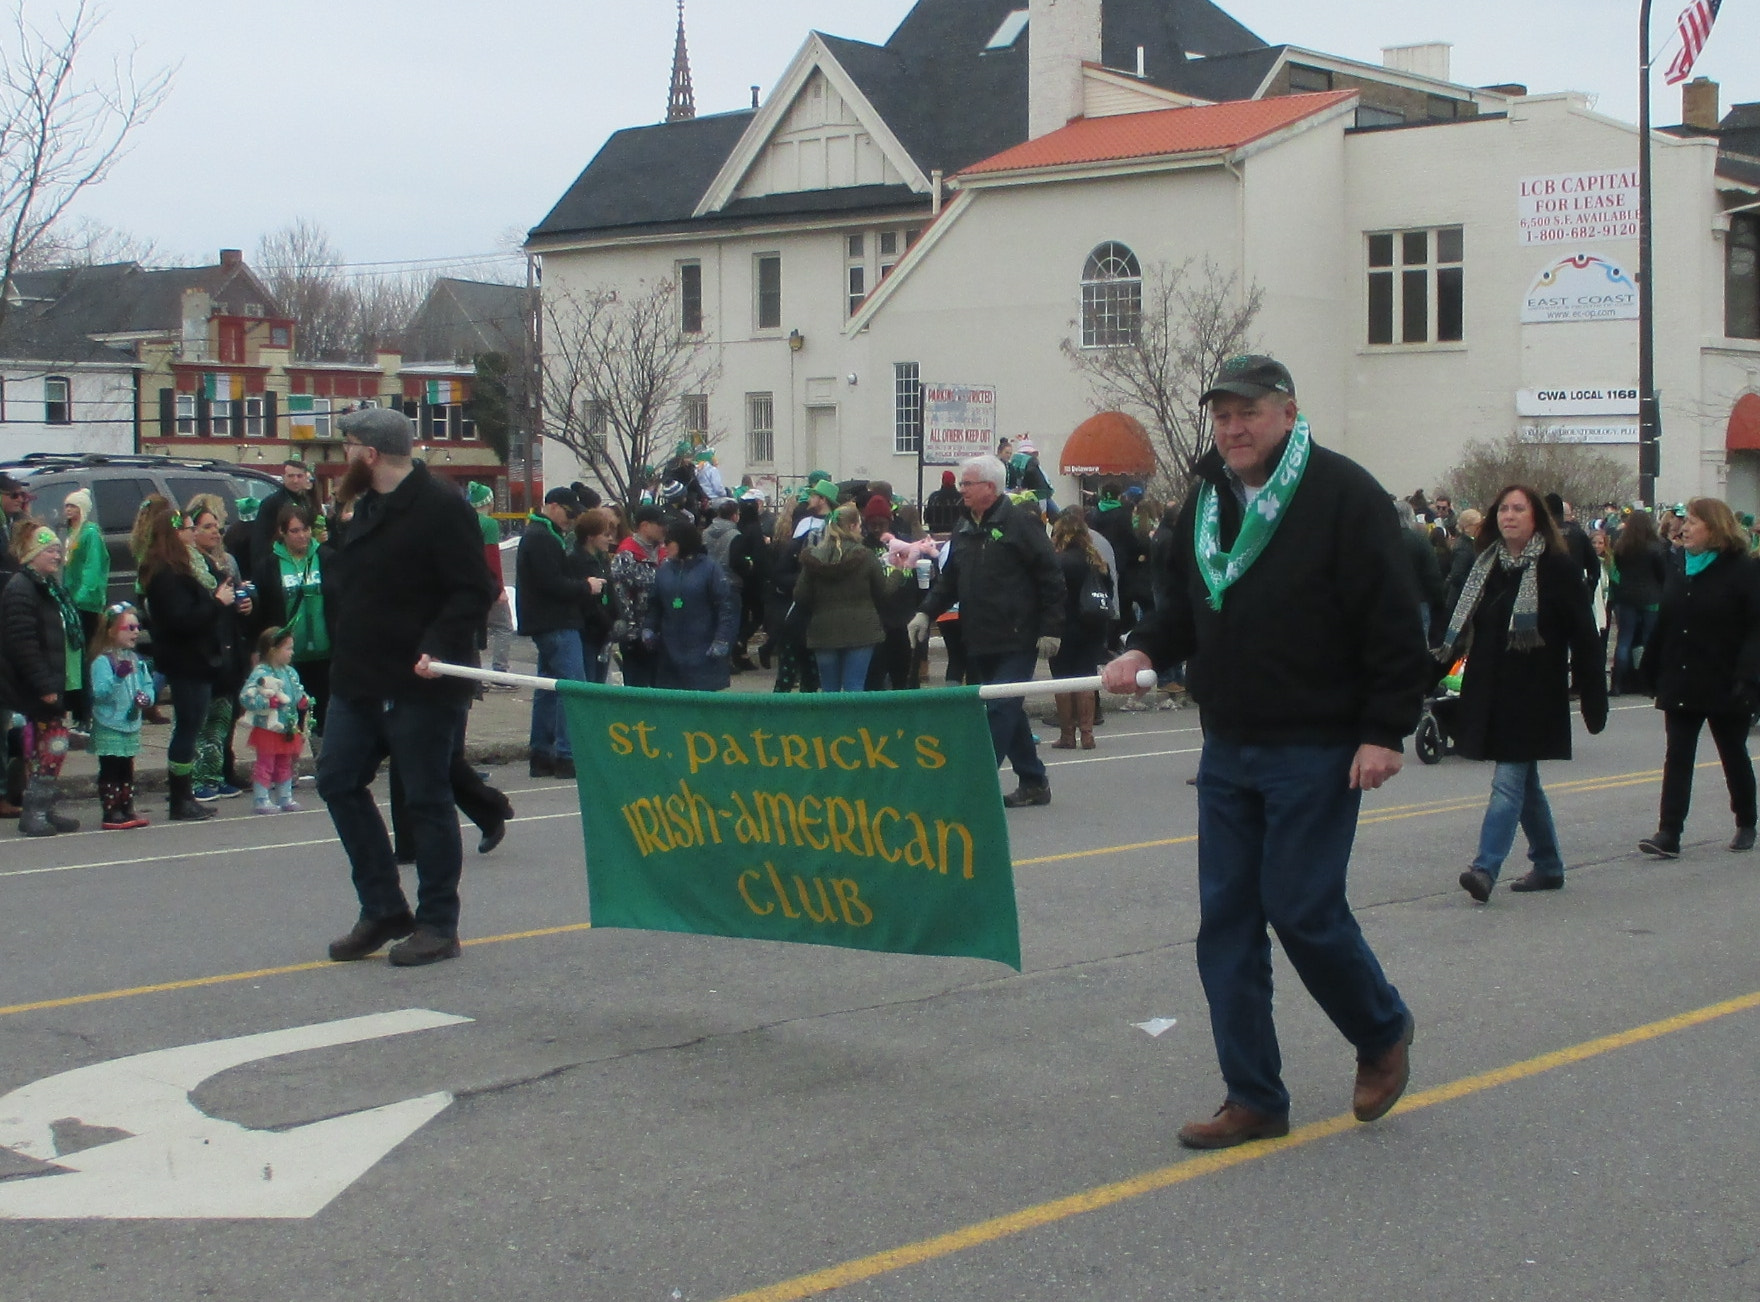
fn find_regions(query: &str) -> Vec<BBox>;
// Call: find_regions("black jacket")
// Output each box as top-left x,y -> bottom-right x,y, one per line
1640,550 -> 1760,716
1610,538 -> 1669,609
1444,534 -> 1477,615
1127,441 -> 1431,751
1451,548 -> 1608,763
0,568 -> 69,719
920,494 -> 1064,657
325,462 -> 497,703
253,487 -> 317,568
567,544 -> 620,643
515,515 -> 590,636
142,566 -> 226,683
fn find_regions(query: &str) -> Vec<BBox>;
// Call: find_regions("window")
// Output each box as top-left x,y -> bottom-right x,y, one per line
893,363 -> 922,455
679,261 -> 703,334
1729,212 -> 1759,340
1354,106 -> 1405,129
313,396 -> 332,439
92,479 -> 155,531
244,302 -> 264,318
581,399 -> 607,454
746,392 -> 774,464
270,324 -> 291,348
1367,226 -> 1464,345
44,375 -> 71,424
210,398 -> 232,437
755,254 -> 782,330
682,394 -> 709,448
985,8 -> 1028,50
1287,64 -> 1333,92
1081,242 -> 1142,347
176,393 -> 197,435
245,396 -> 265,438
842,228 -> 922,317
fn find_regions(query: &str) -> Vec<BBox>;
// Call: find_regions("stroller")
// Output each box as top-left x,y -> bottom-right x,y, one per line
1415,655 -> 1466,765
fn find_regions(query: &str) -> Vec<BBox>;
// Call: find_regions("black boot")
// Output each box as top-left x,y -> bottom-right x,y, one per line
18,777 -> 60,836
119,780 -> 149,829
100,778 -> 131,830
169,770 -> 214,821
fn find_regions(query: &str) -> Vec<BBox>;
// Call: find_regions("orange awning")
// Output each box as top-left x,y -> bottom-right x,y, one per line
1728,393 -> 1760,452
1060,411 -> 1156,477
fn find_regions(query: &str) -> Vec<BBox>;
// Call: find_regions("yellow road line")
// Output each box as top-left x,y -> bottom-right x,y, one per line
719,987 -> 1760,1302
0,923 -> 595,1018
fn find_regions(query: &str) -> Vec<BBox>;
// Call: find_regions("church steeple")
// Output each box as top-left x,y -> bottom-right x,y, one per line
666,0 -> 696,123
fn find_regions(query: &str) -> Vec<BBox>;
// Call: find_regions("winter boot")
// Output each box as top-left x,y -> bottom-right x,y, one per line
274,779 -> 300,812
18,777 -> 59,836
1050,694 -> 1078,749
100,778 -> 132,830
252,783 -> 278,815
168,766 -> 214,821
39,775 -> 78,833
1077,692 -> 1097,750
118,781 -> 149,829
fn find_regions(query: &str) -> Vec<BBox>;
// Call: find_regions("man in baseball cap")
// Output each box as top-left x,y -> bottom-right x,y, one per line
1197,354 -> 1296,406
0,472 -> 34,578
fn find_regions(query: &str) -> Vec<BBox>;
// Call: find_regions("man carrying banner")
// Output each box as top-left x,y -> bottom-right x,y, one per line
1102,356 -> 1431,1148
910,454 -> 1064,807
318,407 -> 497,967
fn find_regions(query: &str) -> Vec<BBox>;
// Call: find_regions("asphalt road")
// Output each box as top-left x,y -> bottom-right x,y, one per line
2,695 -> 1758,1301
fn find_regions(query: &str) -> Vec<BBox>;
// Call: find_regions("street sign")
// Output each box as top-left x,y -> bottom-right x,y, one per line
0,1008 -> 471,1219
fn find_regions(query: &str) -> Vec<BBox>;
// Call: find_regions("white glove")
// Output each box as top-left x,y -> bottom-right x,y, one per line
1037,636 -> 1061,660
907,612 -> 933,646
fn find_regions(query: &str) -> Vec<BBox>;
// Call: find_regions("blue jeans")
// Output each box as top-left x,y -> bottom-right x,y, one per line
1472,760 -> 1563,883
1195,741 -> 1410,1116
318,693 -> 469,937
815,645 -> 874,693
529,629 -> 586,760
965,650 -> 1046,785
1612,604 -> 1658,692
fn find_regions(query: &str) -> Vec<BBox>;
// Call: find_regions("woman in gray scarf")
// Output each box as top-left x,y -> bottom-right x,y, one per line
1442,485 -> 1608,903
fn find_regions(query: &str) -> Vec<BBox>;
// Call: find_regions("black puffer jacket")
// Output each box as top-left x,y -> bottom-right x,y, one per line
1640,550 -> 1760,715
1128,440 -> 1432,751
0,568 -> 70,719
920,494 -> 1064,657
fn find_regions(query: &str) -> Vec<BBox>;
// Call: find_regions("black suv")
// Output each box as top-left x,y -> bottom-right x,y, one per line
1,453 -> 283,605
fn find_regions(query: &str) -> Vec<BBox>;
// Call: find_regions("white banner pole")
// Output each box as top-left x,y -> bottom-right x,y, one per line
426,663 -> 1160,701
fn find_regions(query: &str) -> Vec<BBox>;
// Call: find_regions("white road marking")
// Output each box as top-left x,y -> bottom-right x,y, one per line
0,1008 -> 471,1219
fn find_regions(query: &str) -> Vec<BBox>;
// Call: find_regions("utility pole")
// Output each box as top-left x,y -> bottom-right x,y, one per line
1637,0 -> 1660,507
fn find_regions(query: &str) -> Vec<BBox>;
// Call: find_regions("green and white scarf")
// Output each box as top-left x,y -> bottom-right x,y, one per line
1194,415 -> 1312,611
1439,532 -> 1546,658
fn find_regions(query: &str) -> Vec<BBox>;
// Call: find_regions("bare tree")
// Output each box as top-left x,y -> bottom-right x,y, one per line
16,213 -> 161,269
352,268 -> 434,355
254,219 -> 355,361
0,0 -> 172,332
1441,426 -> 1640,514
540,278 -> 719,508
1062,257 -> 1263,497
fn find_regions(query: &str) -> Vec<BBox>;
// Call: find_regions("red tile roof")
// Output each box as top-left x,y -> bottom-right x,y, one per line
960,91 -> 1358,177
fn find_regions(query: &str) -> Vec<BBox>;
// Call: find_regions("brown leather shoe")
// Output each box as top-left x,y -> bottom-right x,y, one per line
1176,1101 -> 1290,1150
1353,1013 -> 1415,1122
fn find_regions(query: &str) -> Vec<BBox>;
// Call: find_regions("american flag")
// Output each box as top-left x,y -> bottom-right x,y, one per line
1664,0 -> 1722,85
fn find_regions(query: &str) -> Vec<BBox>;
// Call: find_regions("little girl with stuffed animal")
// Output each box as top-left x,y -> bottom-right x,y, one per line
239,626 -> 310,814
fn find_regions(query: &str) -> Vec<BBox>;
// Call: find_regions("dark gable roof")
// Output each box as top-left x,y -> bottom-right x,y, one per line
0,304 -> 137,366
530,110 -> 755,239
1660,100 -> 1760,186
530,0 -> 1269,241
16,259 -> 282,339
401,278 -> 533,362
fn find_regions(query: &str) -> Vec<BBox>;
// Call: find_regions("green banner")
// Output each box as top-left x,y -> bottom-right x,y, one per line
558,681 -> 1021,969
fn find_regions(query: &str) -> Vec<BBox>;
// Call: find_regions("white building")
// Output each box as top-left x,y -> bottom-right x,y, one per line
0,318 -> 137,462
528,0 -> 1760,510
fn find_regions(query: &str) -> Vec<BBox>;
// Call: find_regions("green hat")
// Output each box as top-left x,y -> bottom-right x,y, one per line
806,475 -> 837,503
466,481 -> 494,507
694,448 -> 715,463
234,496 -> 261,523
795,485 -> 812,505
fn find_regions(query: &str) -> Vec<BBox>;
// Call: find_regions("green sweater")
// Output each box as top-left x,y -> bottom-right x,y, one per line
64,519 -> 109,613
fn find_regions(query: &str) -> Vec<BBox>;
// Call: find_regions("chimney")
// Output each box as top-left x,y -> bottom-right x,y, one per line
1682,76 -> 1719,131
1029,0 -> 1101,139
1381,43 -> 1452,83
219,248 -> 242,269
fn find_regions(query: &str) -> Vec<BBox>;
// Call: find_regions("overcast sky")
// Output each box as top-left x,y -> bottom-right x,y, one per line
63,0 -> 1760,276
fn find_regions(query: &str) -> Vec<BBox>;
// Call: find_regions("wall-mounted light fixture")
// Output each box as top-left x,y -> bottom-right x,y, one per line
846,373 -> 858,386
788,329 -> 804,352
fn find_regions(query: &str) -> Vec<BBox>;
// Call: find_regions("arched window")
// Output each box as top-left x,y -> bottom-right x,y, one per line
1081,242 -> 1141,347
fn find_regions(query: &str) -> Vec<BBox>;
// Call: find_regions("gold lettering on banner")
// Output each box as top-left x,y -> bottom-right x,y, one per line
735,864 -> 875,929
737,869 -> 774,915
